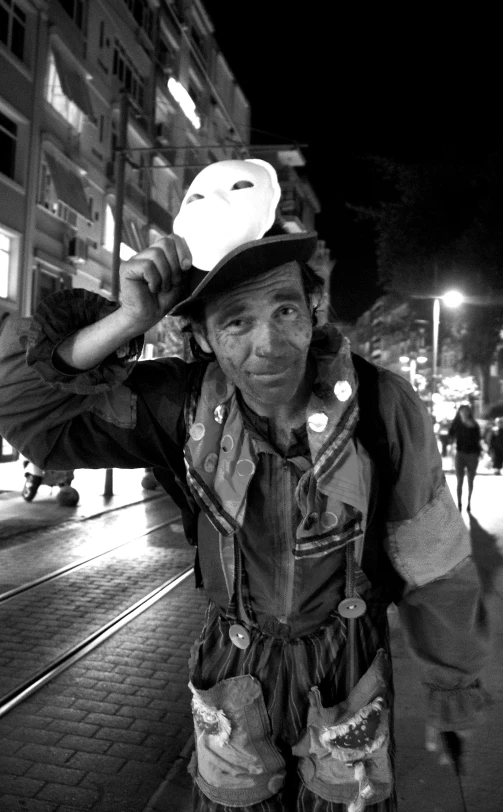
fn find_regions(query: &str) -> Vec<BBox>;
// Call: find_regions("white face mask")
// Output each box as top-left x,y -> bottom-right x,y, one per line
173,159 -> 281,271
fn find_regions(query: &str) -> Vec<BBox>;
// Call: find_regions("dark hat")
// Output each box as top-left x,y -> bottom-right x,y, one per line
170,225 -> 318,317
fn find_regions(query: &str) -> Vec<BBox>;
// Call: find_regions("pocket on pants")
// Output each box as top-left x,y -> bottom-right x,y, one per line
293,649 -> 393,810
189,675 -> 286,807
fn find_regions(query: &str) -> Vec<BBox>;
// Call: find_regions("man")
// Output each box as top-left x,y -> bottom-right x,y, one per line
0,160 -> 490,811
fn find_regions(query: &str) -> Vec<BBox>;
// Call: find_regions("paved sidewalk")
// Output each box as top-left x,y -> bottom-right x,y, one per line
0,459 -> 162,540
1,458 -> 502,811
0,574 -> 207,812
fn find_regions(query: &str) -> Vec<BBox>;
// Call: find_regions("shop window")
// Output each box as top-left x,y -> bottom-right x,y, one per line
0,434 -> 19,463
0,0 -> 26,62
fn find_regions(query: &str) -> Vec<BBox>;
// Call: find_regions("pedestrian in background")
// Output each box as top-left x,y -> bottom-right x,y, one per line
485,418 -> 503,474
448,404 -> 481,512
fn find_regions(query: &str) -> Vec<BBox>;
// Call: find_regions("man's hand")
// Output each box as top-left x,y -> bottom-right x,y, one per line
54,236 -> 192,372
425,725 -> 471,775
119,235 -> 192,334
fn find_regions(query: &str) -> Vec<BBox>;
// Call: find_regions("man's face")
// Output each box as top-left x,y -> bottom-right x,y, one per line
195,262 -> 314,411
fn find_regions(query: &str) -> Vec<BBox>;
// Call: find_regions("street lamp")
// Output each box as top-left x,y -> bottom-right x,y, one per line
432,289 -> 464,398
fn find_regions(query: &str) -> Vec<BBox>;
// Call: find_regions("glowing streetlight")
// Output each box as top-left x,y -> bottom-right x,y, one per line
432,289 -> 464,398
442,289 -> 465,308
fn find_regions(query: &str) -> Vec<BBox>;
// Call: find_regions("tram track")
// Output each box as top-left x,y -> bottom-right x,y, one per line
0,500 -> 197,718
0,514 -> 183,604
0,565 -> 194,719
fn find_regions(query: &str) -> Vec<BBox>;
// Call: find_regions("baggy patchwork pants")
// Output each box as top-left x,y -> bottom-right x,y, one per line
188,602 -> 397,812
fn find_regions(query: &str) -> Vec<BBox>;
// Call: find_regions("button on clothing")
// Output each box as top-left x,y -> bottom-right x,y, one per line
229,623 -> 251,649
338,597 -> 367,619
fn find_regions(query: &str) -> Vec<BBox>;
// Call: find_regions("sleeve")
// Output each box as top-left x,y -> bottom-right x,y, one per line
0,289 -> 190,473
379,372 -> 491,731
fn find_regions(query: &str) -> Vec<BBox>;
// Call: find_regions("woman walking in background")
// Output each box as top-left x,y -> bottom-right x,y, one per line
448,404 -> 481,512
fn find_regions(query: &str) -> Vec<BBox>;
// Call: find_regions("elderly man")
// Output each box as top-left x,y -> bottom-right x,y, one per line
0,160 -> 489,811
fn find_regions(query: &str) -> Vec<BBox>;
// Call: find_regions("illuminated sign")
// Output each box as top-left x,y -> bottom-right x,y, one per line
167,78 -> 201,130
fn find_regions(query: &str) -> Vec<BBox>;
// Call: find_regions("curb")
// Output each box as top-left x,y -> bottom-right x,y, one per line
142,734 -> 194,812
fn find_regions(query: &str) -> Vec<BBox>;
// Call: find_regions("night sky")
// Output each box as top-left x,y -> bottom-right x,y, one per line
202,4 -> 500,320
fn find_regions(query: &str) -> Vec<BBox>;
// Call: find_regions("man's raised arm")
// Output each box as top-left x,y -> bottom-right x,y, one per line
56,235 -> 191,371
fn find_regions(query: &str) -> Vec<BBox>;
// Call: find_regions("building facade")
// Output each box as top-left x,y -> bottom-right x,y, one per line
0,0 -> 253,325
1,0 -> 331,313
0,0 -> 333,457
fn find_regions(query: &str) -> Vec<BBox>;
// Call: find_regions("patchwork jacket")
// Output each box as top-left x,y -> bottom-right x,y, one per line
0,289 -> 490,730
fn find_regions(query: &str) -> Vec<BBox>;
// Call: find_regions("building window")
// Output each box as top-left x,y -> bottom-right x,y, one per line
0,225 -> 19,301
120,0 -> 153,39
45,51 -> 84,132
0,0 -> 26,62
57,0 -> 85,29
112,39 -> 145,109
0,110 -> 17,180
0,231 -> 11,298
38,160 -> 78,227
191,27 -> 206,65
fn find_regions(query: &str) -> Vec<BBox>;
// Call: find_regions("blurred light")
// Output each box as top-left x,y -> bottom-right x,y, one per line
401,365 -> 410,372
417,355 -> 428,364
442,290 -> 464,308
167,78 -> 201,129
399,355 -> 410,363
432,393 -> 442,402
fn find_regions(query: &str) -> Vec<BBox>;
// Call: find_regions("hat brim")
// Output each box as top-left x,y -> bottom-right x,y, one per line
170,230 -> 318,317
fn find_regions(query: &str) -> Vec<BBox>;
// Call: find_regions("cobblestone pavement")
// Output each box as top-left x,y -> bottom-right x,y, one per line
0,507 -> 192,697
1,473 -> 503,811
0,574 -> 207,812
0,492 -> 176,590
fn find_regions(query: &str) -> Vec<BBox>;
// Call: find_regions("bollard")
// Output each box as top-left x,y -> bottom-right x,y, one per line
104,468 -> 113,497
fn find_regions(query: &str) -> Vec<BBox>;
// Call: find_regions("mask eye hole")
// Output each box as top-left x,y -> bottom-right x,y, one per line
186,193 -> 204,204
231,180 -> 254,190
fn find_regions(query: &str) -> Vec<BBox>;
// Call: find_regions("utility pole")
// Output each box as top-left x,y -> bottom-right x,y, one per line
104,91 -> 129,498
111,91 -> 129,302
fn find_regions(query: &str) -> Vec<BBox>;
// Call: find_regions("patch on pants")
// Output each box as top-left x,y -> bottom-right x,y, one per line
189,675 -> 286,807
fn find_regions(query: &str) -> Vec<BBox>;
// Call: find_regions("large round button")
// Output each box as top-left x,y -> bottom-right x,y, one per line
190,422 -> 205,441
338,597 -> 367,618
307,412 -> 328,432
236,459 -> 255,477
221,434 -> 234,453
229,624 -> 250,649
321,511 -> 338,529
333,380 -> 352,402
